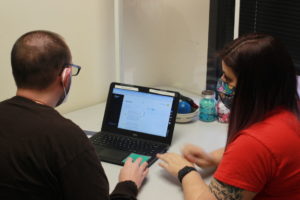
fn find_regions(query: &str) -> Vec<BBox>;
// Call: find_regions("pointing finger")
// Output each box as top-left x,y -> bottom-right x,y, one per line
158,161 -> 168,170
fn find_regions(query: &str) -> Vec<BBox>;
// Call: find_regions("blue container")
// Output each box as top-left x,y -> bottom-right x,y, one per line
178,101 -> 192,114
199,90 -> 216,122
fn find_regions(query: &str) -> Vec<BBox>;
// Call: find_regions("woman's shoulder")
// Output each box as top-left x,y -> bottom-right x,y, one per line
239,108 -> 300,160
244,108 -> 299,137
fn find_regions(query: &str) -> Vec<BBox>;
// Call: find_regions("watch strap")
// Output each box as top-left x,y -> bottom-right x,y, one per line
177,166 -> 197,183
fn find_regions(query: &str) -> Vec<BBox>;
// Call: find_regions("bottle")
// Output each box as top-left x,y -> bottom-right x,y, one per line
216,98 -> 230,123
199,90 -> 216,122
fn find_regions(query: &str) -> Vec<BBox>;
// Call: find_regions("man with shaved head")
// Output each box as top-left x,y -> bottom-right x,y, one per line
0,30 -> 148,200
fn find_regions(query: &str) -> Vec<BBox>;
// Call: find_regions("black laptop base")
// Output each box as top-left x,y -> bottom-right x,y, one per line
90,132 -> 169,167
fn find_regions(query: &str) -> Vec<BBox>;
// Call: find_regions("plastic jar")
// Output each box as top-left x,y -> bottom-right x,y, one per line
216,99 -> 230,123
199,90 -> 216,122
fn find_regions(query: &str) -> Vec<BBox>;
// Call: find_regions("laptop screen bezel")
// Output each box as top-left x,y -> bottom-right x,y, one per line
100,82 -> 179,145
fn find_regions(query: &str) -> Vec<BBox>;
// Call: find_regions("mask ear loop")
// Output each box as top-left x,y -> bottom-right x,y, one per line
62,85 -> 67,98
61,67 -> 71,99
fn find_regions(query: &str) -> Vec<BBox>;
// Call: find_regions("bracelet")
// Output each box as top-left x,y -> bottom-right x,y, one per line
177,166 -> 197,183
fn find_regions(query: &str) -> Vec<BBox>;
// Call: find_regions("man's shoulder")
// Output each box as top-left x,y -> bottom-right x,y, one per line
38,113 -> 95,169
43,114 -> 90,146
0,96 -> 17,106
0,96 -> 91,149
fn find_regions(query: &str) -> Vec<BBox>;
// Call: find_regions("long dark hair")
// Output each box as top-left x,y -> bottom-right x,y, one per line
220,33 -> 299,144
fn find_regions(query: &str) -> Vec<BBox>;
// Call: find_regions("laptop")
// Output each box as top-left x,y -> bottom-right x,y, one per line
89,82 -> 179,166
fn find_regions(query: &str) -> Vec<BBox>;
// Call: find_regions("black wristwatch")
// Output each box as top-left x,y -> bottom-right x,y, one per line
178,166 -> 197,183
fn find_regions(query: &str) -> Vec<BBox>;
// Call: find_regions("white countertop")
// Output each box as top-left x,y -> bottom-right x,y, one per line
64,88 -> 228,200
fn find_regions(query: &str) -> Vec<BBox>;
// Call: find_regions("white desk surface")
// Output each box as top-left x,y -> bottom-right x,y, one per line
64,88 -> 227,200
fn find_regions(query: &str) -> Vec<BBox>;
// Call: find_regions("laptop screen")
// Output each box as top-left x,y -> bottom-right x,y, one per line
114,88 -> 173,137
102,83 -> 179,140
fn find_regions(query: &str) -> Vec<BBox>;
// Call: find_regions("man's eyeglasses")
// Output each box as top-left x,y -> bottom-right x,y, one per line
64,64 -> 81,76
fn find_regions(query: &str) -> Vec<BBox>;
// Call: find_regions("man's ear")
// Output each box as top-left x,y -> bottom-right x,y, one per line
61,67 -> 71,86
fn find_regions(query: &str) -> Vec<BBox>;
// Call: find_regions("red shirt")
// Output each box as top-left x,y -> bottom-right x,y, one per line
214,109 -> 300,200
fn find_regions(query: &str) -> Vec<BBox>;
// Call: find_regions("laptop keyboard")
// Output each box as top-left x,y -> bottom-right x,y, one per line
90,133 -> 167,155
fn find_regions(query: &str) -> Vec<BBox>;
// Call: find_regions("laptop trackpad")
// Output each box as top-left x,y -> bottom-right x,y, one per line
97,147 -> 130,163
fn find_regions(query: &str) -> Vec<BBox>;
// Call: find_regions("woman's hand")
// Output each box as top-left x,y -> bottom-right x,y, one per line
182,144 -> 219,168
119,157 -> 149,188
157,152 -> 194,177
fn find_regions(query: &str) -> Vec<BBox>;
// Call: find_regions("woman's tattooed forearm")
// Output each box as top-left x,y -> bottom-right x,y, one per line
209,178 -> 244,200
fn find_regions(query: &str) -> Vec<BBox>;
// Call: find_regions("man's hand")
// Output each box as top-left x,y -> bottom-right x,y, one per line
119,157 -> 149,188
157,152 -> 194,177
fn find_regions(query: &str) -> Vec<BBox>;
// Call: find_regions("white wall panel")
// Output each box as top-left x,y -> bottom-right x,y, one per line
0,0 -> 115,113
122,0 -> 210,94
